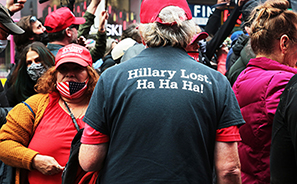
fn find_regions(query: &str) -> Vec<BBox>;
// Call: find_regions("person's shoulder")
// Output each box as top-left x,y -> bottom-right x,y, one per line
25,93 -> 49,104
47,43 -> 64,52
21,93 -> 50,114
288,74 -> 297,86
102,46 -> 222,76
270,70 -> 297,85
121,44 -> 146,63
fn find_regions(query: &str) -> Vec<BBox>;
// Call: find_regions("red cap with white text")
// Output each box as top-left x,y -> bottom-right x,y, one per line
55,44 -> 92,68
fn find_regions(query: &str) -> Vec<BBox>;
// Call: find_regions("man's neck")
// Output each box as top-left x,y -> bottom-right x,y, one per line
48,41 -> 67,46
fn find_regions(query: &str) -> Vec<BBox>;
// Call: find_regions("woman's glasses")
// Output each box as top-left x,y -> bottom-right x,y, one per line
30,16 -> 37,23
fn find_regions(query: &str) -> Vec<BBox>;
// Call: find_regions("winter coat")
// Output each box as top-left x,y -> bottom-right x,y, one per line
0,93 -> 50,184
232,57 -> 297,184
226,33 -> 249,70
226,39 -> 255,86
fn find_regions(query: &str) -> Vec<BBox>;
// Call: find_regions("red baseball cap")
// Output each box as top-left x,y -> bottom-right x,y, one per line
140,0 -> 192,24
44,7 -> 85,33
189,32 -> 209,45
55,44 -> 92,69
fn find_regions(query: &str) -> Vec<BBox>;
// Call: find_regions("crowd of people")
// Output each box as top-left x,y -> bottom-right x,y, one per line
1,0 -> 297,183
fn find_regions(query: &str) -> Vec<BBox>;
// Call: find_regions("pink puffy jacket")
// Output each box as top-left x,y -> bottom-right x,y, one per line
232,57 -> 297,184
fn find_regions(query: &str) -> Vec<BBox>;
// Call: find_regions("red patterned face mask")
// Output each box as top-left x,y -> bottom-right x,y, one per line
56,79 -> 89,99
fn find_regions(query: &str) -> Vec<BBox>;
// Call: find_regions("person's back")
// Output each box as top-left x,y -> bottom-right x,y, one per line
226,39 -> 255,86
226,34 -> 250,70
79,1 -> 244,183
232,0 -> 297,183
270,74 -> 297,184
89,46 -> 243,183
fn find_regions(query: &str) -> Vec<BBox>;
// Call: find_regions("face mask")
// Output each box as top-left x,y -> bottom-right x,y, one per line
56,79 -> 88,99
0,40 -> 8,53
33,32 -> 49,45
27,62 -> 47,81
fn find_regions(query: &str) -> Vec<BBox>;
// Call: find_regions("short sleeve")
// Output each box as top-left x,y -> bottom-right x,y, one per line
216,125 -> 241,142
83,76 -> 109,135
81,123 -> 109,144
217,76 -> 245,129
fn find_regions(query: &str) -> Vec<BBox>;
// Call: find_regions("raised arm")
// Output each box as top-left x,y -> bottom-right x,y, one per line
89,10 -> 108,62
77,0 -> 107,62
77,0 -> 102,38
205,0 -> 250,61
5,0 -> 26,15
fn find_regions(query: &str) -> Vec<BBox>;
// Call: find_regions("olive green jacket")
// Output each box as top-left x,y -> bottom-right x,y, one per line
78,11 -> 106,63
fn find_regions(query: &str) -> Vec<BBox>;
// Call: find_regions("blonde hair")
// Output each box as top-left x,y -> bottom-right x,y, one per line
250,0 -> 297,55
139,6 -> 195,48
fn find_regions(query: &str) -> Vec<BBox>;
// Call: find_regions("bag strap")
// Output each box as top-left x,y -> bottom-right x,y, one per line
63,101 -> 80,132
22,101 -> 36,118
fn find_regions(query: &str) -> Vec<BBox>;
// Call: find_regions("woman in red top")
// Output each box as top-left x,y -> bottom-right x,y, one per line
0,43 -> 99,184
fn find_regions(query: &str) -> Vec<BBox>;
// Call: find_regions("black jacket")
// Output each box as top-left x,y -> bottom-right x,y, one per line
226,39 -> 255,86
226,33 -> 249,70
0,82 -> 11,127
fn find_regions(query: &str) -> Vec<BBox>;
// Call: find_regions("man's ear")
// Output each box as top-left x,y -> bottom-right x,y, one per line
29,37 -> 34,41
280,34 -> 290,54
65,28 -> 72,37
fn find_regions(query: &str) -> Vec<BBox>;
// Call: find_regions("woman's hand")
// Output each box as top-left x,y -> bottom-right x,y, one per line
32,154 -> 65,175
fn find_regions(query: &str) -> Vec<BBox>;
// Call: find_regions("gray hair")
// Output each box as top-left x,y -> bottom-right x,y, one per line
139,6 -> 196,48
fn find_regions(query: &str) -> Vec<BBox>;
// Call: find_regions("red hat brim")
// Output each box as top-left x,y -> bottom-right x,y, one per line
190,32 -> 208,45
73,17 -> 86,25
55,56 -> 90,69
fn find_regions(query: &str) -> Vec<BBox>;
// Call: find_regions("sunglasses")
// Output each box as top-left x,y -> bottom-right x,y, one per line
30,16 -> 37,23
69,24 -> 79,30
